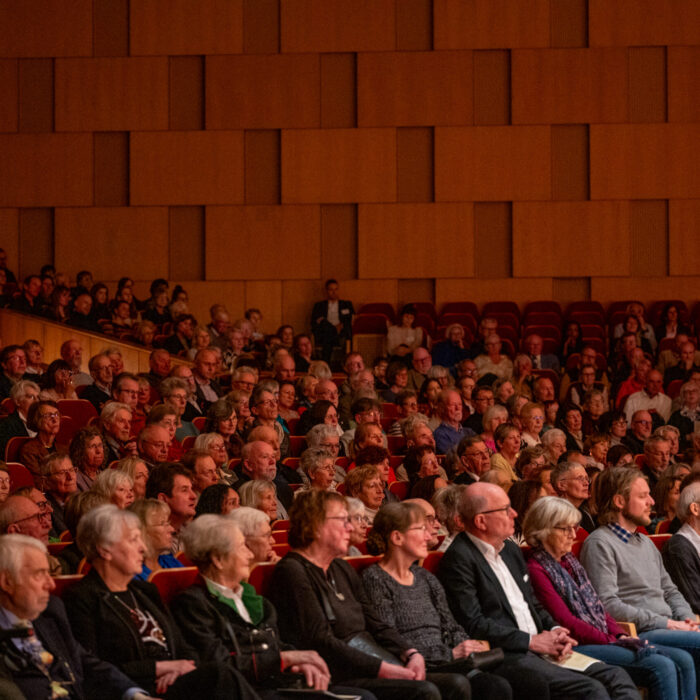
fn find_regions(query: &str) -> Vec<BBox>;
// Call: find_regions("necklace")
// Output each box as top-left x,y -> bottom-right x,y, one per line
326,570 -> 345,601
112,591 -> 167,645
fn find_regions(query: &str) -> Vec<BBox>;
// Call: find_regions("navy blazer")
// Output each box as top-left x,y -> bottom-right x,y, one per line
438,532 -> 556,653
311,299 -> 354,338
1,596 -> 135,700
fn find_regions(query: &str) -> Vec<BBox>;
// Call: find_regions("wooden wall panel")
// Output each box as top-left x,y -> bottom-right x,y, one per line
94,133 -> 129,206
93,0 -> 128,57
130,131 -> 244,205
244,281 -> 283,330
207,55 -> 320,129
436,278 -> 554,309
358,203 -> 474,279
435,127 -> 551,201
513,202 -> 630,277
434,0 -> 550,49
473,51 -> 510,125
321,205 -> 357,280
590,125 -> 700,200
169,207 -> 205,281
55,58 -> 168,132
281,0 -> 395,53
18,59 -> 53,133
174,281 -> 246,326
55,208 -> 169,281
551,125 -> 589,201
0,60 -> 17,132
397,128 -> 434,202
281,128 -> 397,204
245,131 -> 281,205
130,0 -> 243,55
669,48 -> 700,123
169,57 -> 204,131
0,209 -> 19,278
553,278 -> 590,308
589,0 -> 700,47
206,205 -> 320,280
628,48 -> 666,123
591,277 -> 700,309
19,209 -> 53,279
0,0 -> 92,57
629,201 -> 668,277
550,0 -> 588,48
358,51 -> 472,127
396,0 -> 432,51
474,203 -> 511,278
512,49 -> 628,124
320,54 -> 356,128
243,0 -> 280,54
670,200 -> 700,276
0,134 -> 92,207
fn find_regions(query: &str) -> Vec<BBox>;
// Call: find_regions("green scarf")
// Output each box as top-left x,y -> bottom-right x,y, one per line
206,579 -> 264,625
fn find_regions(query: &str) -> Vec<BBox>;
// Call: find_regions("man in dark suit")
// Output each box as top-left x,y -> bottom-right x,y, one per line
524,334 -> 560,371
311,278 -> 354,364
192,348 -> 223,412
0,534 -> 144,699
438,482 -> 639,700
80,353 -> 113,412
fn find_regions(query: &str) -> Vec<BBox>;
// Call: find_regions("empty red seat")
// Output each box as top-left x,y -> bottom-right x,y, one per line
421,551 -> 444,574
288,436 -> 306,457
191,416 -> 207,431
441,301 -> 478,318
248,562 -> 276,596
5,436 -> 30,463
358,303 -> 396,324
51,574 -> 84,598
409,302 -> 437,321
352,314 -> 389,335
6,462 -> 34,491
523,301 -> 562,317
148,566 -> 200,605
389,481 -> 409,500
483,301 -> 520,319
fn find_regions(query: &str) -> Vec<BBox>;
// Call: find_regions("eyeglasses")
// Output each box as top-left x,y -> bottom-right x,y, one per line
39,411 -> 60,420
325,515 -> 353,527
0,477 -> 9,487
143,441 -> 169,450
52,467 -> 76,478
553,525 -> 578,535
257,399 -> 278,407
464,450 -> 490,458
476,505 -> 512,516
12,511 -> 51,526
405,524 -> 427,533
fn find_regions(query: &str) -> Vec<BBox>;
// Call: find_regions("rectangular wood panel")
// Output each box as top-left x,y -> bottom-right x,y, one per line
94,133 -> 129,206
130,0 -> 243,55
512,49 -> 628,124
435,126 -> 551,201
18,59 -> 53,133
358,203 -> 474,279
397,128 -> 434,203
321,204 -> 357,280
513,202 -> 630,277
630,201 -> 668,277
591,277 -> 700,309
436,277 -> 554,308
670,200 -> 700,276
19,209 -> 53,279
206,205 -> 320,280
551,125 -> 589,201
55,58 -> 168,132
55,208 -> 169,281
170,207 -> 205,281
358,51 -> 472,127
591,125 -> 700,200
396,0 -> 432,51
628,48 -> 667,123
281,0 -> 395,52
0,0 -> 92,57
474,203 -> 511,278
169,57 -> 204,131
668,48 -> 700,123
281,128 -> 397,203
93,0 -> 128,56
244,130 -> 281,205
589,0 -> 700,46
207,54 -> 320,129
0,134 -> 92,207
0,60 -> 17,132
320,54 -> 356,128
434,0 -> 550,49
243,0 -> 280,54
550,0 -> 588,48
244,281 -> 283,330
130,131 -> 244,205
473,51 -> 510,125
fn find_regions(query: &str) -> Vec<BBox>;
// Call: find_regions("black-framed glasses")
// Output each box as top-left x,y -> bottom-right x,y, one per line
476,505 -> 511,516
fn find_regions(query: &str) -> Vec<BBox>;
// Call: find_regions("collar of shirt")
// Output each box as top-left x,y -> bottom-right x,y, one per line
678,523 -> 700,559
607,521 -> 637,543
466,531 -> 505,559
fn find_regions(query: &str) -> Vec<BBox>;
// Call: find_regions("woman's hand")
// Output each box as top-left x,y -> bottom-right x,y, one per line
281,650 -> 329,675
378,661 -> 417,680
288,662 -> 330,690
452,640 -> 488,659
154,659 -> 196,694
404,652 -> 426,681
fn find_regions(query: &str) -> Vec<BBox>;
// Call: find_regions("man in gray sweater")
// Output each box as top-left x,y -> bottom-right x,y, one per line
581,467 -> 700,695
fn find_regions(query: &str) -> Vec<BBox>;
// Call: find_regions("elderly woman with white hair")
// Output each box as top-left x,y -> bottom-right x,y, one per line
169,514 -> 359,697
663,481 -> 700,615
480,404 -> 509,453
227,506 -> 279,564
63,505 -> 255,699
238,479 -> 280,523
523,496 -> 694,700
541,427 -> 567,465
130,498 -> 183,581
295,447 -> 337,497
193,432 -> 236,484
92,469 -> 135,509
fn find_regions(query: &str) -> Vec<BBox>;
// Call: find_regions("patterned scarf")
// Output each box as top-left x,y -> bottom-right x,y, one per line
530,547 -> 608,632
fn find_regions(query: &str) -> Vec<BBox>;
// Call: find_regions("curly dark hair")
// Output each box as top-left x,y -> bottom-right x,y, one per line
69,425 -> 108,471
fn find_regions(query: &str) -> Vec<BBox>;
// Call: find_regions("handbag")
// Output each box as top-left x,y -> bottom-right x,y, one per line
462,648 -> 505,672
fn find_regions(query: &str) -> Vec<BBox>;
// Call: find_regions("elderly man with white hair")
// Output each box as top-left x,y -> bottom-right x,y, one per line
663,481 -> 700,615
0,379 -> 39,455
0,533 -> 145,699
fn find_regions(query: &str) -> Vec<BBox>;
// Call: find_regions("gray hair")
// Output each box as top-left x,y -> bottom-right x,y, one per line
401,413 -> 431,440
0,534 -> 48,580
181,514 -> 240,569
644,435 -> 669,452
432,485 -> 467,536
76,504 -> 141,562
193,432 -> 224,452
679,382 -> 699,405
10,379 -> 40,404
159,377 -> 189,399
677,482 -> 700,522
541,428 -> 566,448
482,404 -> 508,431
345,496 -> 365,517
550,461 -> 580,493
39,453 -> 71,479
305,423 -> 336,448
101,401 -> 132,425
522,496 -> 581,547
227,506 -> 269,538
130,498 -> 170,527
93,470 -> 133,501
654,425 -> 680,441
308,361 -> 331,380
300,447 -> 332,476
116,457 -> 148,483
239,479 -> 276,508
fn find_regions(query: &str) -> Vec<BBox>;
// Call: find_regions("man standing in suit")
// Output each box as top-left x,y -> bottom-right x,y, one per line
311,279 -> 354,364
0,534 -> 145,699
438,482 -> 639,700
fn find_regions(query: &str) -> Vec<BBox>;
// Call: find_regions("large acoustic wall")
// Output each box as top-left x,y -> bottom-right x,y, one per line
1,0 -> 699,329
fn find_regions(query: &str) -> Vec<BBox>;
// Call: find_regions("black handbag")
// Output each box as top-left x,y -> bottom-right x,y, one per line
462,648 -> 505,672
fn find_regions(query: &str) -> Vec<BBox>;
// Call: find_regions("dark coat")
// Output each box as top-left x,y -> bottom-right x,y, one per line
662,533 -> 700,615
62,568 -> 199,695
0,411 -> 29,457
438,532 -> 556,652
0,596 -> 135,700
80,384 -> 111,412
311,300 -> 354,340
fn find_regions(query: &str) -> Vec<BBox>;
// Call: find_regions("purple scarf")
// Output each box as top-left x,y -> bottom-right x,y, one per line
530,547 -> 608,632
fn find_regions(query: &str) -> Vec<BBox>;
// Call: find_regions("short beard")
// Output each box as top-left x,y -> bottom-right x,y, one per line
621,508 -> 650,528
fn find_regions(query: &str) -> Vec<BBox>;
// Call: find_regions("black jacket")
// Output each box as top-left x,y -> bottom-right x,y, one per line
662,533 -> 700,615
0,411 -> 29,457
0,596 -> 135,700
80,384 -> 111,412
438,532 -> 557,653
62,568 -> 199,695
